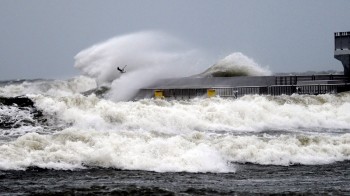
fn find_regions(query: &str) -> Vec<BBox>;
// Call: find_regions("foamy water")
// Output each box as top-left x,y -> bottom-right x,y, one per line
0,76 -> 96,97
1,125 -> 349,171
0,87 -> 350,172
31,93 -> 350,133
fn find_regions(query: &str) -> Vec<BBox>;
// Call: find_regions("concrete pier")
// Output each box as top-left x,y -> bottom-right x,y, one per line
134,74 -> 350,100
133,32 -> 350,100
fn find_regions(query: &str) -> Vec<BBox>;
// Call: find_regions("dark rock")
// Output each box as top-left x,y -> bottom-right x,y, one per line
0,96 -> 44,129
0,96 -> 35,108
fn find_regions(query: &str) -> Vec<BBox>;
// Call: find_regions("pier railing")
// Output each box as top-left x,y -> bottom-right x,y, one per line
275,74 -> 347,85
212,83 -> 349,98
136,83 -> 350,100
133,74 -> 350,100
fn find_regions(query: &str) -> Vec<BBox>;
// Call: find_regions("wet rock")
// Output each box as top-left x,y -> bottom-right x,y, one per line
0,96 -> 43,129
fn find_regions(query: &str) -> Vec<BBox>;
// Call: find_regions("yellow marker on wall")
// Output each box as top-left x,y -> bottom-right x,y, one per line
154,90 -> 164,99
207,89 -> 216,98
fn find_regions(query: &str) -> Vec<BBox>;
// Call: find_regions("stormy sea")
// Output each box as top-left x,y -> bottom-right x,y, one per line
1,32 -> 349,195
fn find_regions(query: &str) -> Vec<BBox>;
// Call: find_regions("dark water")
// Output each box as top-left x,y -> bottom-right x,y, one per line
1,161 -> 349,195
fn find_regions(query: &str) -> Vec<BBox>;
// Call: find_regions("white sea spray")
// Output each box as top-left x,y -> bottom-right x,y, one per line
199,52 -> 271,77
74,31 -> 204,101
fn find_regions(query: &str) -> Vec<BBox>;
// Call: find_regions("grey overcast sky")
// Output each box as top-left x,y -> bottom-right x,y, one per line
1,0 -> 350,80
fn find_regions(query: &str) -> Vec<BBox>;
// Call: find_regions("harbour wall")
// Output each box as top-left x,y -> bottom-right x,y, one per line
134,74 -> 350,100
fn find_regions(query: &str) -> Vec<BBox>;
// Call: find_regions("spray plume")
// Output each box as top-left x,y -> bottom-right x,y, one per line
198,52 -> 271,77
74,31 -> 271,101
74,31 -> 203,101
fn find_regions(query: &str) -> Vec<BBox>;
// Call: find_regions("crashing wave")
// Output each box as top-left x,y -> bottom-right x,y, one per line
0,76 -> 96,98
197,52 -> 271,77
74,31 -> 203,101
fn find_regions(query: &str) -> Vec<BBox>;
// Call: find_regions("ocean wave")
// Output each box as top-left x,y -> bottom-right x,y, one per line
74,31 -> 204,101
1,77 -> 350,172
29,92 -> 350,133
0,76 -> 96,97
197,52 -> 271,77
0,129 -> 348,171
73,32 -> 271,101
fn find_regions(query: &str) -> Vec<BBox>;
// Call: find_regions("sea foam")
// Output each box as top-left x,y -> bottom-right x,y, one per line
1,93 -> 349,171
0,126 -> 349,171
0,76 -> 96,97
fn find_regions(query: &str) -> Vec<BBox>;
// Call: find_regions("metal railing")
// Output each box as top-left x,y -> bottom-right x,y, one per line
275,74 -> 347,85
139,83 -> 350,100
